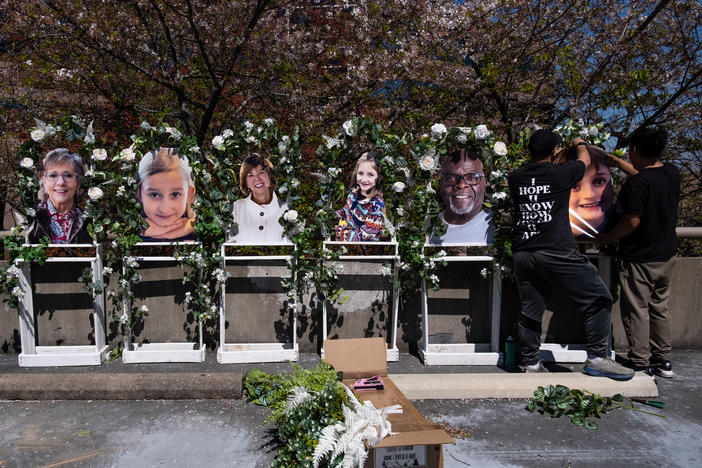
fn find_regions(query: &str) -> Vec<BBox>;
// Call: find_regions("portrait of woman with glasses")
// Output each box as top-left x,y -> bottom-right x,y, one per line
429,148 -> 494,245
27,148 -> 92,244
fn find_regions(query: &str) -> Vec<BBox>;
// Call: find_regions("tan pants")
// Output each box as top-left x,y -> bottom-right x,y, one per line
619,256 -> 676,367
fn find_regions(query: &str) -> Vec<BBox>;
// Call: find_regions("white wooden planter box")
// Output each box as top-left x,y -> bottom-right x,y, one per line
420,244 -> 501,366
217,242 -> 298,363
320,240 -> 400,362
17,244 -> 108,367
122,242 -> 205,364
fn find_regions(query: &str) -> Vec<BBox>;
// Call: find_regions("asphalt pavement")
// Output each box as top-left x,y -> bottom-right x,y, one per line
1,350 -> 700,467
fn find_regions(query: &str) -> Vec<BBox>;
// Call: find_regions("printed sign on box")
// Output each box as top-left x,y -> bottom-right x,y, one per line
374,445 -> 427,467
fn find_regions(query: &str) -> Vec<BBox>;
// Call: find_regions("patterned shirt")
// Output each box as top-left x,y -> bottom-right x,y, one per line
335,191 -> 385,242
47,200 -> 75,244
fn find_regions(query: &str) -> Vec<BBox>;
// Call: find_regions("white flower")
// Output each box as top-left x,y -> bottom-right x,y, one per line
119,312 -> 129,324
222,129 -> 234,139
589,125 -> 599,137
6,265 -> 21,278
243,121 -> 254,132
88,187 -> 103,200
381,156 -> 394,165
492,191 -> 507,200
493,141 -> 508,156
131,274 -> 142,283
392,181 -> 406,193
103,267 -> 114,275
116,186 -> 126,197
456,133 -> 467,144
264,118 -> 275,126
342,119 -> 357,137
323,135 -> 343,150
140,121 -> 152,130
91,148 -> 107,161
480,267 -> 488,278
120,147 -> 135,161
327,167 -> 341,178
20,157 -> 34,169
190,146 -> 200,154
419,154 -> 435,171
491,169 -> 503,178
165,126 -> 181,140
84,120 -> 95,144
30,129 -> 45,142
457,126 -> 472,135
284,210 -> 299,222
139,304 -> 148,313
430,123 -> 447,139
380,265 -> 392,276
429,274 -> 439,283
290,178 -> 300,188
245,135 -> 258,144
474,125 -> 490,140
12,286 -> 24,298
214,269 -> 227,283
211,135 -> 225,149
579,128 -> 590,138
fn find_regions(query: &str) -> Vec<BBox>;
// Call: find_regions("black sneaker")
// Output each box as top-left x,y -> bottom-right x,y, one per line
632,365 -> 653,376
652,361 -> 674,379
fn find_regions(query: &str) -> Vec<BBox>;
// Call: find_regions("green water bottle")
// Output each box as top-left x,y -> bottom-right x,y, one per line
505,336 -> 515,368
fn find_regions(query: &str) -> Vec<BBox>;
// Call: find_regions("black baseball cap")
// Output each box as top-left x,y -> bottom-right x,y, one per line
528,129 -> 563,158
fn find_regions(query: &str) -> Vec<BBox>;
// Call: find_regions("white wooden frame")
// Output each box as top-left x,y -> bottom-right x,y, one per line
538,251 -> 615,363
420,244 -> 501,365
217,242 -> 298,363
17,244 -> 108,367
320,240 -> 400,362
121,242 -> 205,363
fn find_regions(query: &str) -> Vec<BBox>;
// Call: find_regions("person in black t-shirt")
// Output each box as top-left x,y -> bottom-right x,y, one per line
598,126 -> 680,378
508,129 -> 633,380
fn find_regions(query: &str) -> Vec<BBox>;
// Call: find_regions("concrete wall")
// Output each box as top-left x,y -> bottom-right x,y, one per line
2,256 -> 701,356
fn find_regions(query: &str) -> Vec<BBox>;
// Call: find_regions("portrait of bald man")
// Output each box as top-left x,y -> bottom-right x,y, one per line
429,148 -> 494,245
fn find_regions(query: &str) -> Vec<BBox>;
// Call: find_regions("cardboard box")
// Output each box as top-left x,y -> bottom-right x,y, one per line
324,338 -> 454,468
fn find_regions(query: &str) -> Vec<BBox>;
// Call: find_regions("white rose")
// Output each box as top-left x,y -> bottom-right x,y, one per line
30,129 -> 45,142
457,126 -> 472,135
579,128 -> 590,138
92,148 -> 108,161
140,304 -> 149,313
491,169 -> 503,178
456,133 -> 467,144
392,181 -> 406,192
20,157 -> 34,169
120,147 -> 135,161
283,210 -> 298,222
342,119 -> 357,137
493,141 -> 508,156
474,125 -> 489,140
165,126 -> 181,140
419,155 -> 435,171
430,123 -> 447,139
88,187 -> 103,200
492,191 -> 507,200
212,135 -> 225,148
589,125 -> 599,137
222,129 -> 234,139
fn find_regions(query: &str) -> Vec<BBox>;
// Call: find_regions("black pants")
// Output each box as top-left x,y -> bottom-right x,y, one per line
513,249 -> 613,365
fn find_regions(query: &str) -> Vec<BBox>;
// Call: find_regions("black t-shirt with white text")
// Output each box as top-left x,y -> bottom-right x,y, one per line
615,163 -> 680,262
508,160 -> 585,252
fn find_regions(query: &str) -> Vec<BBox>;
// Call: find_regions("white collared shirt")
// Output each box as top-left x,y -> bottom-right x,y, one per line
229,192 -> 289,244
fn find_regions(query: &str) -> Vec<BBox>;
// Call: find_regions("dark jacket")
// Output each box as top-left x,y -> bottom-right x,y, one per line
27,202 -> 92,244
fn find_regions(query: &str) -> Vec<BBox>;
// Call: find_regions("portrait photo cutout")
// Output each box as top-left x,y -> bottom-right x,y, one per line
334,151 -> 386,242
28,148 -> 92,245
136,147 -> 197,242
229,154 -> 289,244
429,148 -> 494,245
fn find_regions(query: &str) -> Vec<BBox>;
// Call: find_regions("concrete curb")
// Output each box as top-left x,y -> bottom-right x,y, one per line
391,371 -> 658,399
0,372 -> 244,400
